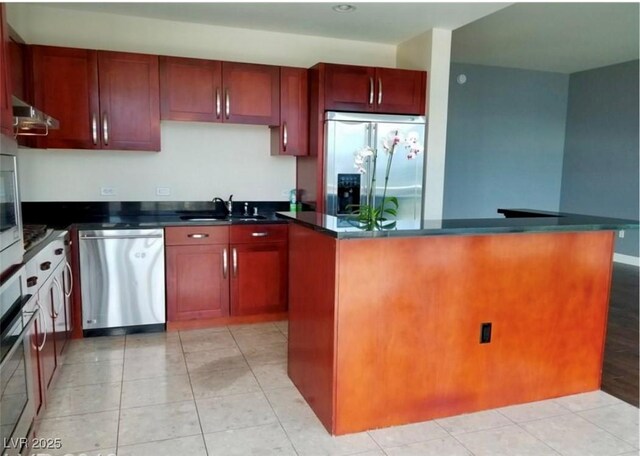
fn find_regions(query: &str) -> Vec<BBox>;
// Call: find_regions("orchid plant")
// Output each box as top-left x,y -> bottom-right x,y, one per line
348,129 -> 423,230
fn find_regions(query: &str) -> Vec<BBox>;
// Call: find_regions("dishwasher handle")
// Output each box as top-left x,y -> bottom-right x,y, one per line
80,234 -> 164,240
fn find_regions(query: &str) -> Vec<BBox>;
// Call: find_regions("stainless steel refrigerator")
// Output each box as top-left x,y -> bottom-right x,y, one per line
324,111 -> 426,221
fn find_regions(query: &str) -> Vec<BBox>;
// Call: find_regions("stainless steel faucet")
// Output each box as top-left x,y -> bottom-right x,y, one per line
243,202 -> 249,216
226,194 -> 233,214
212,194 -> 233,215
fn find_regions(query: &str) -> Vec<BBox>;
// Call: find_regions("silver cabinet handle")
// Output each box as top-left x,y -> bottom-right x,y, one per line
251,232 -> 268,237
215,88 -> 221,119
283,122 -> 288,151
187,233 -> 209,239
91,114 -> 98,145
378,77 -> 383,105
102,112 -> 109,145
369,77 -> 374,105
225,90 -> 230,119
52,277 -> 64,318
222,247 -> 228,278
36,301 -> 47,352
232,247 -> 238,277
64,261 -> 73,298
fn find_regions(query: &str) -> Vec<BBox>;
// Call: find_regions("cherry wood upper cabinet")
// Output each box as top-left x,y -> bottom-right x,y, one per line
222,62 -> 280,125
323,63 -> 376,113
98,51 -> 160,151
32,46 -> 99,149
160,56 -> 222,122
271,66 -> 308,156
319,63 -> 427,116
374,67 -> 426,115
160,57 -> 280,126
31,46 -> 160,151
0,4 -> 13,137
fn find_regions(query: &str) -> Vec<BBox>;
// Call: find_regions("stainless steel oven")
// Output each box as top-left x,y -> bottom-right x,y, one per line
0,135 -> 24,276
0,267 -> 37,456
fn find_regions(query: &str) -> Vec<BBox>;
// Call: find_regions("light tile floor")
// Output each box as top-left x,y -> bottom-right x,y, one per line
36,320 -> 639,456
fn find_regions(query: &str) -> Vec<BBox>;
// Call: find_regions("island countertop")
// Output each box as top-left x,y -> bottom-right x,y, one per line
276,208 -> 638,239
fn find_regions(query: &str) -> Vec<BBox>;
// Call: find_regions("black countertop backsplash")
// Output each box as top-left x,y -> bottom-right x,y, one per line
22,201 -> 299,229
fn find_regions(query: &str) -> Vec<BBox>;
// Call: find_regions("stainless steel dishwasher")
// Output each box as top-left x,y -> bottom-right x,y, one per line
79,229 -> 165,335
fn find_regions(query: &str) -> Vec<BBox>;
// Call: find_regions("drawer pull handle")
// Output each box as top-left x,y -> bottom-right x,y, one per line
55,248 -> 64,255
251,232 -> 268,237
40,261 -> 51,271
27,276 -> 38,287
188,233 -> 209,239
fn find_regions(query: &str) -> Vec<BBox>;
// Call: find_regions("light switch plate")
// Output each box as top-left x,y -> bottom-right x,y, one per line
100,187 -> 116,196
156,187 -> 171,196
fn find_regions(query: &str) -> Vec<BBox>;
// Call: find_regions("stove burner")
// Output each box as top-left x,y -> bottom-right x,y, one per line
23,224 -> 49,251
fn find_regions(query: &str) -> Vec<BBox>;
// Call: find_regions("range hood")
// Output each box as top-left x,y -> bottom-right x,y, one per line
12,96 -> 59,136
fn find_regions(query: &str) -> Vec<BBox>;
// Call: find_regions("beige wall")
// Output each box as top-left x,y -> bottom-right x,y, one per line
397,29 -> 452,219
8,5 -> 396,202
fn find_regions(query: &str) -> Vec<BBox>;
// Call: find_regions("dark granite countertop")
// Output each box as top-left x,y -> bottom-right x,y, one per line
22,201 -> 291,230
276,209 -> 638,239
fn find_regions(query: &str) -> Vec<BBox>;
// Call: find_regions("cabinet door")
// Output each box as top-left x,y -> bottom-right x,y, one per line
323,63 -> 375,113
30,311 -> 45,417
160,56 -> 222,122
0,4 -> 13,137
271,67 -> 308,156
230,242 -> 287,316
37,286 -> 57,390
51,264 -> 67,360
166,244 -> 230,321
222,62 -> 279,125
98,51 -> 160,151
32,46 -> 100,149
374,68 -> 426,115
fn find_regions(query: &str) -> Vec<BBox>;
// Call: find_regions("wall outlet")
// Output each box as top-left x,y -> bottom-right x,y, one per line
100,187 -> 116,196
619,230 -> 625,238
156,187 -> 171,196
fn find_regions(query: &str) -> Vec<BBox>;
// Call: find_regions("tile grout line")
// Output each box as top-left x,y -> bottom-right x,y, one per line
179,328 -> 211,456
114,335 -> 127,454
229,323 -> 301,456
574,408 -> 640,448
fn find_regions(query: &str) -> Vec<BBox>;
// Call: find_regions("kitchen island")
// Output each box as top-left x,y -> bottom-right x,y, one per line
278,209 -> 637,435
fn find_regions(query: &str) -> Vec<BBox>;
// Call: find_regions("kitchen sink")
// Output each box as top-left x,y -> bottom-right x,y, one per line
180,214 -> 267,222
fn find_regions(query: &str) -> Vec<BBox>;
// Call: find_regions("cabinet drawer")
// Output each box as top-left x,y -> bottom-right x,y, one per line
25,237 -> 66,293
165,226 -> 229,246
230,224 -> 288,244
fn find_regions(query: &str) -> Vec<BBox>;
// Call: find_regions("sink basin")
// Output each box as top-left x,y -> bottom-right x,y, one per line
229,215 -> 267,221
179,214 -> 267,222
180,215 -> 226,221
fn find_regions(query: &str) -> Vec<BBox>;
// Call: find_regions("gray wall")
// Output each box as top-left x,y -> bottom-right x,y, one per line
560,60 -> 639,257
443,63 -> 569,218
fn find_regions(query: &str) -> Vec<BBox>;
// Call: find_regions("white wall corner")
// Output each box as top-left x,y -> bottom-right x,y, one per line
397,28 -> 452,220
613,253 -> 640,267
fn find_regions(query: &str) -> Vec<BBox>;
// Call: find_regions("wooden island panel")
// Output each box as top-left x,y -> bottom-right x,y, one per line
288,225 -> 615,435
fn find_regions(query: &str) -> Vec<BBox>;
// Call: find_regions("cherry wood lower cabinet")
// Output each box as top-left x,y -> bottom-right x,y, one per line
166,226 -> 230,321
230,241 -> 287,316
289,224 -> 616,435
165,224 -> 288,324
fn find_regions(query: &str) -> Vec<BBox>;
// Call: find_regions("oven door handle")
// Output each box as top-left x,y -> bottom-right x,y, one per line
0,307 -> 39,372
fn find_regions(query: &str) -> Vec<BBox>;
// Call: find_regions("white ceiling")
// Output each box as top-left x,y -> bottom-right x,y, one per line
451,3 -> 640,74
32,2 -> 640,74
44,2 -> 508,45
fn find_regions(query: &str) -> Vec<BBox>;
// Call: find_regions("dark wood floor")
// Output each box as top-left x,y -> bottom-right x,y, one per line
602,262 -> 639,406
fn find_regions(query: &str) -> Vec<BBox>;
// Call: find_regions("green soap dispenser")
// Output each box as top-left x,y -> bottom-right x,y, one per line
289,189 -> 299,212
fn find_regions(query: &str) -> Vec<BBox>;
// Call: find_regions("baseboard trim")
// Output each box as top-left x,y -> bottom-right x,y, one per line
613,253 -> 640,266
